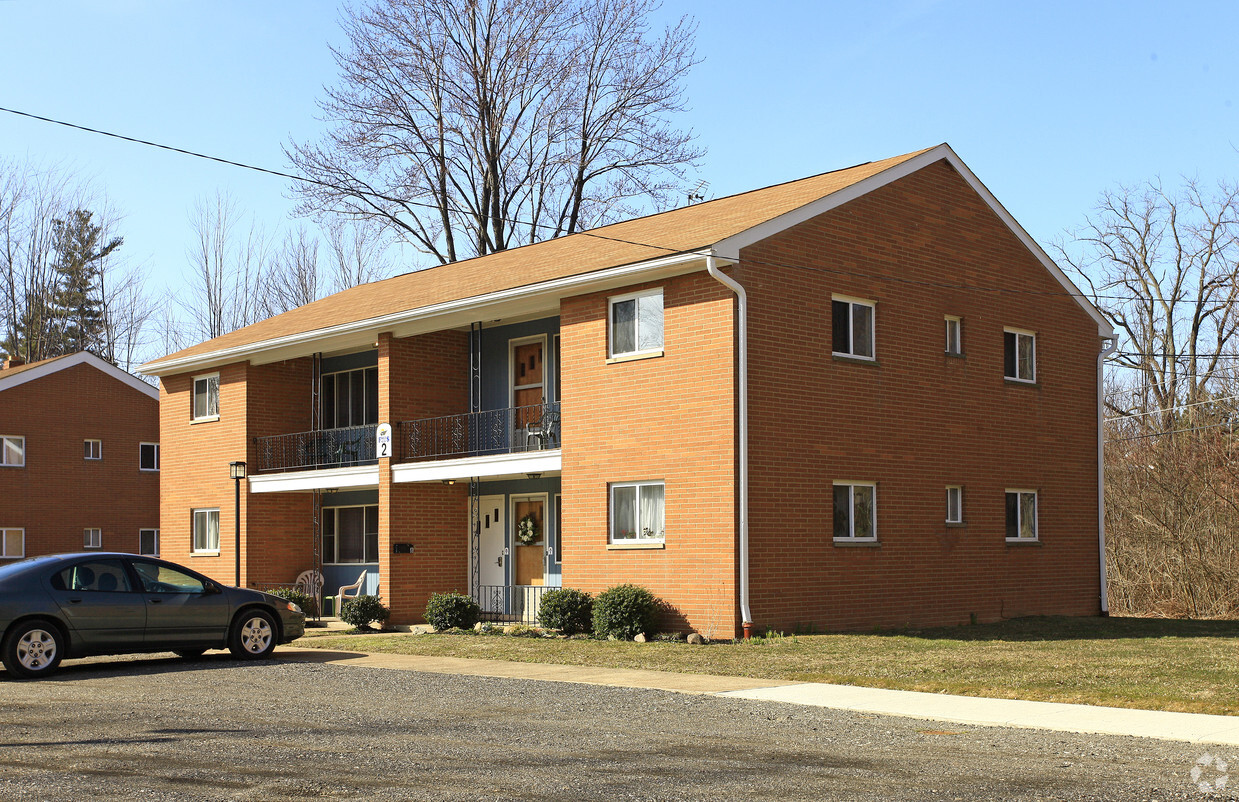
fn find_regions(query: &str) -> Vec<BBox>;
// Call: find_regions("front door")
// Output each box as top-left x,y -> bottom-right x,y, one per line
511,337 -> 545,448
512,495 -> 546,587
477,495 -> 506,612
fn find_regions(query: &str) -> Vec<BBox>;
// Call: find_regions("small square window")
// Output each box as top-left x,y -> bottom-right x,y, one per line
84,439 -> 102,460
832,298 -> 875,359
84,528 -> 102,549
945,317 -> 962,355
1,436 -> 24,467
609,481 -> 665,543
946,486 -> 963,524
192,508 -> 220,552
609,290 -> 664,357
0,528 -> 24,558
833,482 -> 876,541
139,528 -> 159,556
1005,490 -> 1038,541
1004,330 -> 1036,382
140,443 -> 160,471
192,374 -> 220,420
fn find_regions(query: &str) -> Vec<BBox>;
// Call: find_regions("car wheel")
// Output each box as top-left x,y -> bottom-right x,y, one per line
228,610 -> 277,659
3,620 -> 65,679
174,648 -> 207,660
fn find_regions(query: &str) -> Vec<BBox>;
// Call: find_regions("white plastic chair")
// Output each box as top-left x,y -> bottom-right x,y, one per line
295,570 -> 324,617
333,571 -> 366,616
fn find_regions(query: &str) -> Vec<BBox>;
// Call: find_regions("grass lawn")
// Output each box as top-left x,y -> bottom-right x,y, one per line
292,616 -> 1239,716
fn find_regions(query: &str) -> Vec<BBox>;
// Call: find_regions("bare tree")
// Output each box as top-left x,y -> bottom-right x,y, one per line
183,192 -> 272,340
266,226 -> 322,314
325,218 -> 394,292
286,0 -> 702,264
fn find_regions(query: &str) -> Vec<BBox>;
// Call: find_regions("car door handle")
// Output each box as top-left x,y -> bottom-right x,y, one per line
68,598 -> 83,604
148,598 -> 163,604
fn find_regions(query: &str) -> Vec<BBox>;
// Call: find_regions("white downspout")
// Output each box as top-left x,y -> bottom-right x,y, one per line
705,252 -> 753,635
1097,336 -> 1117,614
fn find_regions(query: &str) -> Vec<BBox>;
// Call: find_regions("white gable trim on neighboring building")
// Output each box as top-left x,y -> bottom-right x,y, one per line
712,143 -> 1114,338
0,352 -> 159,400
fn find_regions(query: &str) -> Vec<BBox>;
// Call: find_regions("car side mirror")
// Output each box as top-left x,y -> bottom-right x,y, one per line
202,581 -> 221,594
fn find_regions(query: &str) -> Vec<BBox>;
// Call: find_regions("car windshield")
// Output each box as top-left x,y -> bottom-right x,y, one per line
0,555 -> 60,583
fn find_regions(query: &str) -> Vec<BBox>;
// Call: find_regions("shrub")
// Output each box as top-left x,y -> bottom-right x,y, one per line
424,591 -> 481,631
340,594 -> 391,630
539,588 -> 593,635
592,584 -> 658,640
268,586 -> 317,618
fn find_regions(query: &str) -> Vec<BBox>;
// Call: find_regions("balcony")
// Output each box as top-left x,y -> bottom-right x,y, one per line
399,402 -> 560,463
254,424 -> 377,473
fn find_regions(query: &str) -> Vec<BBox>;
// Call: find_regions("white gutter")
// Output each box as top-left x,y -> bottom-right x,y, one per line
1097,336 -> 1117,614
705,252 -> 754,634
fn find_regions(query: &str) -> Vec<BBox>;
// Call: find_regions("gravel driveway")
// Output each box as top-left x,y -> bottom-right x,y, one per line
0,650 -> 1234,801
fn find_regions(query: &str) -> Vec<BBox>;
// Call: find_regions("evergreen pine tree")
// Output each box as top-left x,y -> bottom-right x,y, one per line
49,209 -> 122,356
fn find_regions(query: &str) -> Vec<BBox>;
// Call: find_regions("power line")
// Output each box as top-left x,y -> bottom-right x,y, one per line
1106,419 -> 1237,443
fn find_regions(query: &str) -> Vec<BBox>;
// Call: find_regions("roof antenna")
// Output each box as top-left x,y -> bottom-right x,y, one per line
687,180 -> 709,204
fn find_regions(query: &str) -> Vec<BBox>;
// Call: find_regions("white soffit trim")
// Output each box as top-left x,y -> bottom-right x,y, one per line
0,351 -> 159,399
391,450 -> 562,484
712,143 -> 1114,338
141,251 -> 713,375
249,465 -> 380,494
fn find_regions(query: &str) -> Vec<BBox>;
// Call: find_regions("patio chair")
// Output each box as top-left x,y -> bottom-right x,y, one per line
330,570 -> 367,617
295,570 -> 324,617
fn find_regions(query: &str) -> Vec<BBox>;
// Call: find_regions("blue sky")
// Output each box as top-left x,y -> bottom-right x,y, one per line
2,0 -> 1236,342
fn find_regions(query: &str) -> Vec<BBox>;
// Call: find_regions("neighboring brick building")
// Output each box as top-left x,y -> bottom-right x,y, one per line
142,144 -> 1114,636
0,352 -> 161,561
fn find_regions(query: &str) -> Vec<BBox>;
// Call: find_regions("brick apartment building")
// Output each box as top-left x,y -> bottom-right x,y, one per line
141,144 -> 1115,636
0,352 -> 161,561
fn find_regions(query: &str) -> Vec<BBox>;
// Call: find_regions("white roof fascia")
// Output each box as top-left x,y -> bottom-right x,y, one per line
0,352 -> 159,399
391,449 -> 562,484
141,250 -> 715,376
248,464 -> 379,494
712,143 -> 1114,338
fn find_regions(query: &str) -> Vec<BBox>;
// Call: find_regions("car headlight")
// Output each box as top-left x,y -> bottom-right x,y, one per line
285,602 -> 302,613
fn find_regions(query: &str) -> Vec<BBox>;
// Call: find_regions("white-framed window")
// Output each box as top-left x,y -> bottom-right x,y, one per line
139,528 -> 159,556
832,296 -> 875,359
945,316 -> 962,355
946,486 -> 963,524
1005,490 -> 1038,541
609,288 -> 664,358
84,439 -> 102,460
609,481 -> 665,543
322,505 -> 379,564
192,373 -> 220,420
84,528 -> 102,549
833,481 -> 876,541
140,442 -> 160,471
0,528 -> 23,558
1,435 -> 25,467
1004,329 -> 1036,382
192,508 -> 220,553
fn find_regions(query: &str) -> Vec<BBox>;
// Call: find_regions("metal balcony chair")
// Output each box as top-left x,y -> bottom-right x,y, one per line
525,407 -> 560,450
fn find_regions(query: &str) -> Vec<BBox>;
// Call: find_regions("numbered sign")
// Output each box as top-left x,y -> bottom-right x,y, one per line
376,423 -> 393,458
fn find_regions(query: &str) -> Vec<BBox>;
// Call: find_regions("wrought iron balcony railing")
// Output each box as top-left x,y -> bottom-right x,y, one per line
254,424 -> 377,473
400,402 -> 560,463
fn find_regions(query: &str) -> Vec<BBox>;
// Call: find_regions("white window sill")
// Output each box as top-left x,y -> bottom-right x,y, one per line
190,551 -> 220,557
140,468 -> 160,473
833,538 -> 880,547
1003,377 -> 1038,386
607,541 -> 665,550
1005,538 -> 1041,545
190,416 -> 220,424
606,349 -> 663,365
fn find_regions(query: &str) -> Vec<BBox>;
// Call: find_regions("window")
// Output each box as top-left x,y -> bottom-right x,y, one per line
609,481 -> 665,543
1,435 -> 24,467
132,560 -> 205,594
0,528 -> 23,558
946,486 -> 963,524
833,482 -> 876,541
192,373 -> 220,420
192,508 -> 220,553
140,443 -> 160,471
321,367 -> 378,429
83,528 -> 102,549
1006,490 -> 1038,541
1004,330 -> 1036,382
945,316 -> 962,355
609,289 -> 664,357
139,528 -> 160,556
84,439 -> 102,460
832,297 -> 875,359
51,560 -> 131,592
322,505 -> 379,563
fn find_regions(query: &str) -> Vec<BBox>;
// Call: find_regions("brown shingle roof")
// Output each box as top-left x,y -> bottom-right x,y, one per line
0,354 -> 73,380
152,147 -> 932,366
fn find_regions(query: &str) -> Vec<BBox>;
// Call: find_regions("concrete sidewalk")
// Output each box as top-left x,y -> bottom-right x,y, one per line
278,646 -> 1239,747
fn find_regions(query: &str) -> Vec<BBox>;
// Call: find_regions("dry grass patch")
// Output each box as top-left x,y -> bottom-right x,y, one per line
292,616 -> 1239,716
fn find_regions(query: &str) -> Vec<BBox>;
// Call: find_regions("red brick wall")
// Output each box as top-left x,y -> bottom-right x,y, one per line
0,362 -> 158,559
560,273 -> 738,636
739,158 -> 1103,632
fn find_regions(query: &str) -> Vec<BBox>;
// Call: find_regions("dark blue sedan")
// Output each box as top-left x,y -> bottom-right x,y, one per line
0,553 -> 305,679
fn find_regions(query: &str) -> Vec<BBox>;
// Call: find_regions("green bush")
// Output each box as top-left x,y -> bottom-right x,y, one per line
268,586 -> 317,618
539,588 -> 593,635
424,591 -> 481,631
592,584 -> 658,640
340,594 -> 391,629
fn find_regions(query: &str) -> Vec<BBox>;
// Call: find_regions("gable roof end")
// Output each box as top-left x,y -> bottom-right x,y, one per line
0,352 -> 159,399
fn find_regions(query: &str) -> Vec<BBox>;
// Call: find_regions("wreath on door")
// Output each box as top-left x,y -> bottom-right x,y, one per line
516,513 -> 541,545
